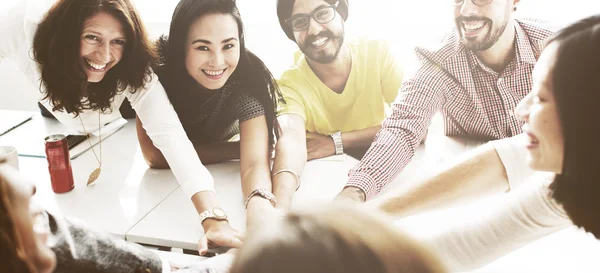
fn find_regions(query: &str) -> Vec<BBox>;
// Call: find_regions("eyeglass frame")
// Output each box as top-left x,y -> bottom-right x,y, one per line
284,2 -> 339,32
453,0 -> 493,7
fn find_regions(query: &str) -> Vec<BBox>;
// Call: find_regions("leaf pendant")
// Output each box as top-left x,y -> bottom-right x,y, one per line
87,168 -> 101,185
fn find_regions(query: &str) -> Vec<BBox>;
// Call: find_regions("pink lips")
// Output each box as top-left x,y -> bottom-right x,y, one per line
525,132 -> 540,149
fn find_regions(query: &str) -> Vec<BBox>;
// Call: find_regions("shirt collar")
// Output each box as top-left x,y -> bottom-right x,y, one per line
514,20 -> 538,65
466,20 -> 538,72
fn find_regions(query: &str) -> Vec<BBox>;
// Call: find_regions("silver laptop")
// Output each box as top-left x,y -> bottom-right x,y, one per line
0,110 -> 34,136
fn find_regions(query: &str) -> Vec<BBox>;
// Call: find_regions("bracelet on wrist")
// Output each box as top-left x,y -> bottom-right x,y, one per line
272,168 -> 301,191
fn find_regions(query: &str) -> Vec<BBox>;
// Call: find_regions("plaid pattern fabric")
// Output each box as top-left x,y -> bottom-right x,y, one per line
347,19 -> 556,200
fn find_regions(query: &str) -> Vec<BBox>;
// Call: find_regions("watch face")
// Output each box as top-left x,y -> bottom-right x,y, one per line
212,207 -> 227,219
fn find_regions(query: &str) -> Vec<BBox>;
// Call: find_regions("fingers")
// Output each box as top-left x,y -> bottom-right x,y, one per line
229,235 -> 243,249
198,235 -> 208,256
235,231 -> 246,243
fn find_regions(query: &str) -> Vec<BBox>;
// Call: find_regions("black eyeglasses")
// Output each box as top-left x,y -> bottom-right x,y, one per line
285,2 -> 338,32
453,0 -> 493,7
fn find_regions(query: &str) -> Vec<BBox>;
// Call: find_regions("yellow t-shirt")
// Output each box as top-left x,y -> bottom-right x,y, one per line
277,38 -> 403,135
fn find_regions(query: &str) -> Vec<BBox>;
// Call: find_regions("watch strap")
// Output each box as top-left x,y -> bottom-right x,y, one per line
330,131 -> 344,155
199,207 -> 228,224
245,188 -> 277,208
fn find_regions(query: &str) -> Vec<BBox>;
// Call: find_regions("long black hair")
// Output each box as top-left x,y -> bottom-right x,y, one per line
158,0 -> 283,146
546,15 -> 600,238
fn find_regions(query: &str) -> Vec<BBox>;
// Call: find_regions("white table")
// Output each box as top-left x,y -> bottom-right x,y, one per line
4,111 -> 600,272
126,135 -> 481,250
2,114 -> 180,238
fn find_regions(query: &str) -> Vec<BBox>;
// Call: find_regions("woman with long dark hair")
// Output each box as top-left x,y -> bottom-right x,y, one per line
1,0 -> 236,254
136,0 -> 283,232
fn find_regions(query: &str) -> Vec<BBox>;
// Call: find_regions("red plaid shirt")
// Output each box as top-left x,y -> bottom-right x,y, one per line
347,19 -> 556,200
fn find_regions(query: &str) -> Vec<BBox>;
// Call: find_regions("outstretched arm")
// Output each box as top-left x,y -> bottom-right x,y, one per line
136,116 -> 240,168
305,125 -> 381,160
426,176 -> 570,271
367,143 -> 509,218
367,134 -> 538,217
239,115 -> 277,230
271,114 -> 307,209
0,1 -> 26,62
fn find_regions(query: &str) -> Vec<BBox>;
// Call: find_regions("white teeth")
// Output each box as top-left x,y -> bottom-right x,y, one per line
463,21 -> 485,31
312,37 -> 328,46
203,69 -> 224,76
86,59 -> 107,70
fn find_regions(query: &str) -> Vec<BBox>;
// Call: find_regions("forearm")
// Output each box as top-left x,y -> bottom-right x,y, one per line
368,143 -> 509,217
191,191 -> 230,232
137,116 -> 239,167
243,161 -> 277,229
426,178 -> 571,271
193,141 -> 240,165
341,125 -> 381,150
240,159 -> 272,198
136,116 -> 170,168
271,136 -> 306,209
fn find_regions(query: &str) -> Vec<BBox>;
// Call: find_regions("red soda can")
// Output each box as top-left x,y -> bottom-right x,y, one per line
44,134 -> 75,193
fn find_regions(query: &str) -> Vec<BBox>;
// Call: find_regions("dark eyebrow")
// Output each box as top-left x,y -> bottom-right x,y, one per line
192,39 -> 212,45
192,37 -> 238,45
222,37 -> 237,43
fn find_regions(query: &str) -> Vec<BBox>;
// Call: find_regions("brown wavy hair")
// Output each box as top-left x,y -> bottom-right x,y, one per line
230,204 -> 446,273
0,158 -> 36,273
32,0 -> 157,115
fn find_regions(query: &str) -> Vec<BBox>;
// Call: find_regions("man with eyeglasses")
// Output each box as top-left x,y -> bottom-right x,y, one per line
271,0 -> 404,208
339,0 -> 557,203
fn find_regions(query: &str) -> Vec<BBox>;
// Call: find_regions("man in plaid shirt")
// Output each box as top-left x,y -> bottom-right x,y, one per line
337,0 -> 556,202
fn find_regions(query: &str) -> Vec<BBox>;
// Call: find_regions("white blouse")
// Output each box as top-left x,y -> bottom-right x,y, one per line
0,0 -> 214,199
427,134 -> 572,271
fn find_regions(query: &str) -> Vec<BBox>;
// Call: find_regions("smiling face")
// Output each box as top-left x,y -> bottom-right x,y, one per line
80,12 -> 127,83
185,13 -> 240,90
292,0 -> 344,64
454,0 -> 514,51
0,163 -> 56,273
515,42 -> 564,174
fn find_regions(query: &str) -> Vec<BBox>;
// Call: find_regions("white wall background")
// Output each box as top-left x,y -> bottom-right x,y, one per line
1,0 -> 599,110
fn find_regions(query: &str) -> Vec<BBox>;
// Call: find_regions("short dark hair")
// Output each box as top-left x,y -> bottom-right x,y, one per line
276,0 -> 349,41
546,15 -> 600,238
33,0 -> 157,115
158,0 -> 283,146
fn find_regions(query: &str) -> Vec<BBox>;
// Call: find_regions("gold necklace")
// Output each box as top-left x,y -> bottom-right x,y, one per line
78,112 -> 102,185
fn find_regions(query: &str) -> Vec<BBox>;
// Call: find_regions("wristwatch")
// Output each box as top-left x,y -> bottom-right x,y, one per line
198,207 -> 228,224
245,188 -> 277,208
330,131 -> 344,155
